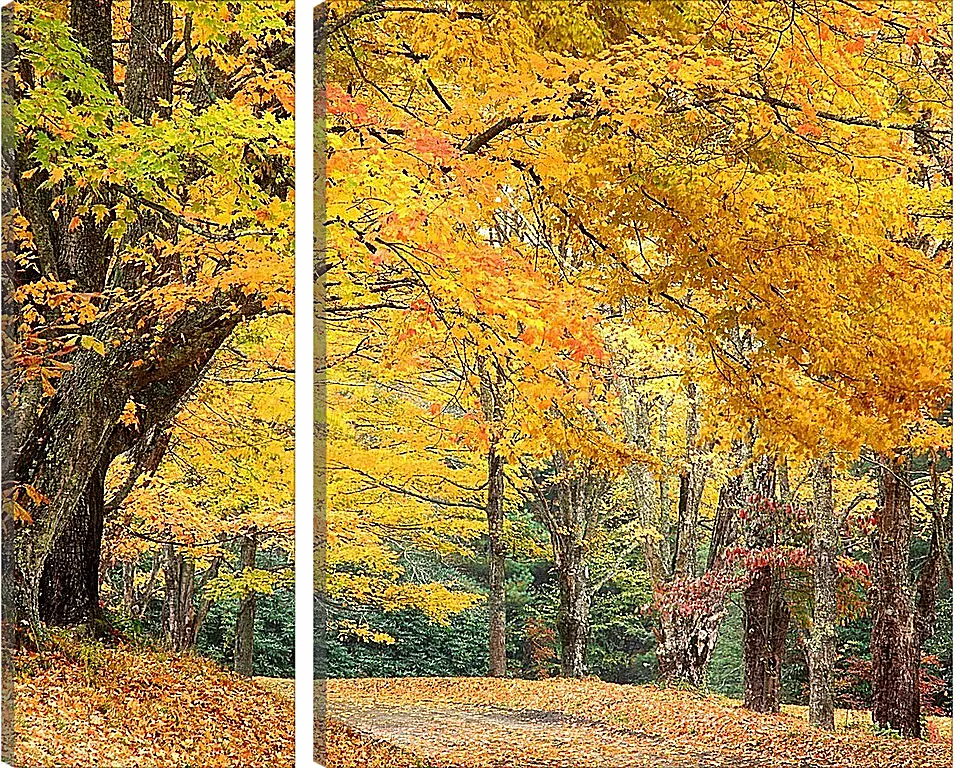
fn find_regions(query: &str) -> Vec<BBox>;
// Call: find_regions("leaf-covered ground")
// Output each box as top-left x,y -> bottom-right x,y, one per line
14,640 -> 294,767
324,678 -> 951,768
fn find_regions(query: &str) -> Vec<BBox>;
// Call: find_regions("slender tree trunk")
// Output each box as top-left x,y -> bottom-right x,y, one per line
674,382 -> 704,578
163,544 -> 221,652
706,472 -> 743,571
486,444 -> 507,677
622,393 -> 665,585
133,551 -> 162,620
122,560 -> 136,616
234,529 -> 258,677
871,454 -> 921,737
808,455 -> 837,730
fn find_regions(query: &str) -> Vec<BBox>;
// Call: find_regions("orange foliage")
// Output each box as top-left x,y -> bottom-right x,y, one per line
325,677 -> 951,768
14,639 -> 294,767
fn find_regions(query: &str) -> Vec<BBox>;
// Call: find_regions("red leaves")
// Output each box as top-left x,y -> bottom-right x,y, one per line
412,134 -> 454,162
654,568 -> 744,617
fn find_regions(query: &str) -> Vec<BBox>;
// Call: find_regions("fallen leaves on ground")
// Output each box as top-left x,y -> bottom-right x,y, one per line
777,703 -> 952,745
14,640 -> 294,767
325,677 -> 952,768
325,720 -> 424,768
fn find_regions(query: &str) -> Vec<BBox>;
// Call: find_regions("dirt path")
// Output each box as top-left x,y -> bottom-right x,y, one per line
327,697 -> 735,768
268,678 -> 949,768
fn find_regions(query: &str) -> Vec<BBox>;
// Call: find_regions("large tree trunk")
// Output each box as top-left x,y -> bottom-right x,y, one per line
742,457 -> 788,714
486,444 -> 507,677
556,541 -> 589,678
808,455 -> 837,730
743,565 -> 790,712
125,0 -> 174,120
30,0 -> 118,629
5,0 -> 288,635
656,608 -> 725,687
4,0 -> 227,626
871,454 -> 921,737
6,0 -> 120,634
657,474 -> 742,686
38,459 -> 109,626
234,529 -> 258,677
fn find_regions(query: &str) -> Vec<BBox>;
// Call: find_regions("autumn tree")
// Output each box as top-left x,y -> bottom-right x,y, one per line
320,0 -> 949,733
322,1 -> 617,676
99,313 -> 294,664
612,323 -> 745,687
869,451 -> 949,737
2,0 -> 294,633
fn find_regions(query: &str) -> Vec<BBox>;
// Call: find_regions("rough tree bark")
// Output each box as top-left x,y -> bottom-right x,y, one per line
743,566 -> 789,713
38,458 -> 109,625
162,545 -> 220,652
743,456 -> 789,714
4,0 -> 290,632
125,0 -> 174,121
871,453 -> 921,737
657,385 -> 712,684
163,545 -> 197,652
657,475 -> 743,687
22,0 -> 117,629
528,454 -> 604,679
555,536 -> 589,678
655,598 -> 724,687
234,529 -> 258,677
808,454 -> 837,730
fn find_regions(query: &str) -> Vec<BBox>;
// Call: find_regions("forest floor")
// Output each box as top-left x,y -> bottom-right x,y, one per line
13,636 -> 295,767
322,678 -> 952,768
